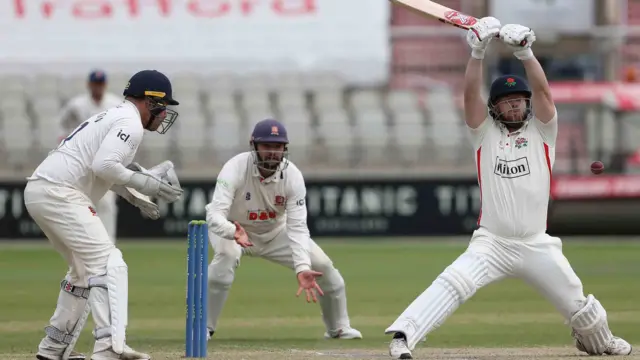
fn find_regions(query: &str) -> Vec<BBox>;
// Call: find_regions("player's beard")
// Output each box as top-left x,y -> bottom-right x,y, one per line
493,98 -> 531,129
501,111 -> 526,130
502,120 -> 525,131
261,155 -> 282,170
256,151 -> 286,175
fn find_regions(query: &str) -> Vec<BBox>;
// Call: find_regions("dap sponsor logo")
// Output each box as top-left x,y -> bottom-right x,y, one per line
494,157 -> 531,179
247,209 -> 276,222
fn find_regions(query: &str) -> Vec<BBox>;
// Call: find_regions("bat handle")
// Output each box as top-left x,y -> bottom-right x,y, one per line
494,34 -> 528,47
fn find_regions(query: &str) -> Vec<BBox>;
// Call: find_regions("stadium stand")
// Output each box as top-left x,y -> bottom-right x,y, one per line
0,70 -> 475,176
1,0 -> 635,177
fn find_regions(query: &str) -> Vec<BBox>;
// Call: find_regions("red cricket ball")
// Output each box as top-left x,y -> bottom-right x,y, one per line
591,161 -> 604,175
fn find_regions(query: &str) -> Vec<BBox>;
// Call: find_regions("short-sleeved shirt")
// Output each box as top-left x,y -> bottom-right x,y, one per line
467,111 -> 558,238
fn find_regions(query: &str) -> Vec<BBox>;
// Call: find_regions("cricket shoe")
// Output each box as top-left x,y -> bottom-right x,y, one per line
36,350 -> 86,360
91,344 -> 150,360
389,333 -> 412,359
36,336 -> 86,360
207,329 -> 214,341
604,337 -> 633,355
323,327 -> 363,339
574,332 -> 632,355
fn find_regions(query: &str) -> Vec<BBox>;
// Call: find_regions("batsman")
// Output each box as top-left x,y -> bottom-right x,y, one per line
384,17 -> 632,359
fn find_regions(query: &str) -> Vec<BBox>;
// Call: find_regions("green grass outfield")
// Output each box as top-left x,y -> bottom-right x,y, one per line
1,237 -> 640,359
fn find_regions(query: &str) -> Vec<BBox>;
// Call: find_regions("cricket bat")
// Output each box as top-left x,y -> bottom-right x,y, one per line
390,0 -> 528,45
390,0 -> 478,30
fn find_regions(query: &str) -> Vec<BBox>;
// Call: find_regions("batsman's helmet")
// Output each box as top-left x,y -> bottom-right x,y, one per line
250,119 -> 289,173
123,70 -> 179,134
488,74 -> 533,124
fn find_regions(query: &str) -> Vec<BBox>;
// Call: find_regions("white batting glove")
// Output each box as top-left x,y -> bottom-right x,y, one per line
149,161 -> 181,190
466,16 -> 501,60
127,172 -> 183,203
128,160 -> 183,196
499,24 -> 536,61
127,188 -> 160,220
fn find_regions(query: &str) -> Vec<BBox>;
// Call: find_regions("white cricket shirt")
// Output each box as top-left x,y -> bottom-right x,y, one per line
28,101 -> 144,204
58,93 -> 123,138
468,111 -> 557,239
205,152 -> 312,273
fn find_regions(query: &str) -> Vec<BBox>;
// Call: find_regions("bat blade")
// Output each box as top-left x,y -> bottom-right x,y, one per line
390,0 -> 478,30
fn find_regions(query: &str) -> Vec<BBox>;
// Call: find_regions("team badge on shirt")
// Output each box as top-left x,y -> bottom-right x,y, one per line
275,195 -> 285,206
515,137 -> 528,149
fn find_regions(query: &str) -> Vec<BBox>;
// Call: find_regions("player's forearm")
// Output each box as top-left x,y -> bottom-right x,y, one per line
286,210 -> 312,273
205,203 -> 236,239
92,160 -> 135,185
463,58 -> 489,128
289,234 -> 312,274
522,57 -> 551,96
464,58 -> 484,100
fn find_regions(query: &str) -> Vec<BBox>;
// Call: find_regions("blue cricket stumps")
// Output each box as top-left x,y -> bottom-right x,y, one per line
186,220 -> 208,358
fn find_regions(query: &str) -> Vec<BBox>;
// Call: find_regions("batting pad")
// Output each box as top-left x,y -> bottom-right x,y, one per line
89,248 -> 128,354
44,278 -> 92,360
569,294 -> 611,355
385,251 -> 486,350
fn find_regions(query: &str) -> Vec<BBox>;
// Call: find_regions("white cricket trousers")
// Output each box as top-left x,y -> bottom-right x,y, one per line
207,228 -> 351,334
386,227 -> 586,350
96,190 -> 117,243
24,179 -> 115,286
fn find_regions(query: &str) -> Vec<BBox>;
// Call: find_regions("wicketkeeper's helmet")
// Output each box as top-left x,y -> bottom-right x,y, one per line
123,70 -> 179,134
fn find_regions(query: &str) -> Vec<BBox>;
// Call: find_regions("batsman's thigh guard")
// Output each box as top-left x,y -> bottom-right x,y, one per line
569,294 -> 613,355
517,234 -> 586,319
88,248 -> 128,355
38,276 -> 92,355
207,232 -> 242,332
310,241 -> 352,333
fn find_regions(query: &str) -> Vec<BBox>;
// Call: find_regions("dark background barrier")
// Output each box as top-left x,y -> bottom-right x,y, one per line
1,178 -> 638,239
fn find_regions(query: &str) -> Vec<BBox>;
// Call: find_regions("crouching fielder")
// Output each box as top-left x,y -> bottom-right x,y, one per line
26,70 -> 184,360
205,119 -> 362,340
385,18 -> 632,359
